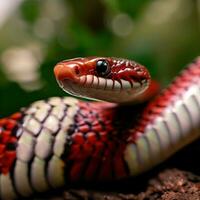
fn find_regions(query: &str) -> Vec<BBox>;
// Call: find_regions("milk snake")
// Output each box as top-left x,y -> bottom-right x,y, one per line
0,57 -> 200,199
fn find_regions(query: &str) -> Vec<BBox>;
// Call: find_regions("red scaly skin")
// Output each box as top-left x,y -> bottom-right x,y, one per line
0,57 -> 199,199
65,101 -> 142,181
131,60 -> 200,138
0,112 -> 22,174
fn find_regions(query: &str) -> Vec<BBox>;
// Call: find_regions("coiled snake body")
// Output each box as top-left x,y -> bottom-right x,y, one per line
0,57 -> 200,199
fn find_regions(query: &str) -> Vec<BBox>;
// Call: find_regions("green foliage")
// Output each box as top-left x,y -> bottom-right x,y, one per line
118,0 -> 150,17
20,0 -> 40,24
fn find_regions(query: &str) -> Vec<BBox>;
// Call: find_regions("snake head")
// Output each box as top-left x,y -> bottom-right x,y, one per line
54,57 -> 151,103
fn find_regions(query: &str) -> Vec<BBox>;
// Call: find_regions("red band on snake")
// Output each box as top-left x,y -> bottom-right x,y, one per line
0,57 -> 199,199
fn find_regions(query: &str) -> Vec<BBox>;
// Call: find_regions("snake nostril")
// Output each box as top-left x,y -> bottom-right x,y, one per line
54,63 -> 80,81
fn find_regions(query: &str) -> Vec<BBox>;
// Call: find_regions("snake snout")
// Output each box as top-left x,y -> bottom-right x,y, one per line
54,63 -> 80,82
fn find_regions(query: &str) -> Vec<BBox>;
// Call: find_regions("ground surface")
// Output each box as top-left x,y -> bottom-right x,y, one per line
63,169 -> 200,200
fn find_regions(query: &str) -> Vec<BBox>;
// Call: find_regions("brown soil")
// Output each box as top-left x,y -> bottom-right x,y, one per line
63,169 -> 200,200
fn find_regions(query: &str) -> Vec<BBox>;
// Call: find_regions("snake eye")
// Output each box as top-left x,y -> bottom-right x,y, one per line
96,60 -> 110,76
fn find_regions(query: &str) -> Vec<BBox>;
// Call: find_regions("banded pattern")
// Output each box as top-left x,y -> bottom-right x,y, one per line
0,58 -> 199,199
0,97 -> 79,199
125,59 -> 200,175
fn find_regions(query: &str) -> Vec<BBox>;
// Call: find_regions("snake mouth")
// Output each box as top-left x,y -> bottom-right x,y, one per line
58,75 -> 149,103
80,75 -> 149,90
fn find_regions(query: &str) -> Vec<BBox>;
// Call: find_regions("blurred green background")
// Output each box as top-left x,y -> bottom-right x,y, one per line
0,0 -> 200,116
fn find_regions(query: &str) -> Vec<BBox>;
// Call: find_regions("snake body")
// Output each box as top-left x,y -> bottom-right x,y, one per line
0,57 -> 200,199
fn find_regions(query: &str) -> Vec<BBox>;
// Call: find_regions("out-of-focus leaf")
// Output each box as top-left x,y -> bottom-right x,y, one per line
118,0 -> 151,18
20,0 -> 40,23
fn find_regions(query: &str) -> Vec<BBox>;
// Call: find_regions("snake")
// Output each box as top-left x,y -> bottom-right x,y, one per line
0,56 -> 200,199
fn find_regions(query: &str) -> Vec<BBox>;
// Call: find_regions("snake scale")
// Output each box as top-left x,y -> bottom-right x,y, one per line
0,57 -> 200,199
